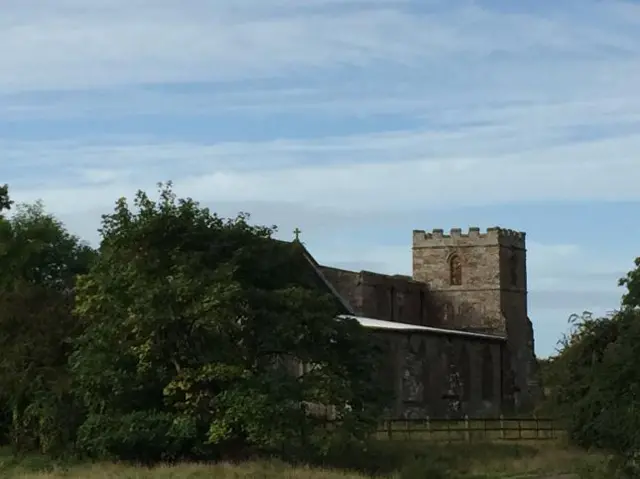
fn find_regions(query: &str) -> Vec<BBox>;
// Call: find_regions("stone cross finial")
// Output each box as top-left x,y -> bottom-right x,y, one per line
293,227 -> 302,242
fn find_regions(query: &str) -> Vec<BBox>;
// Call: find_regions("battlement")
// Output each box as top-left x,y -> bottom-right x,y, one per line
413,227 -> 526,248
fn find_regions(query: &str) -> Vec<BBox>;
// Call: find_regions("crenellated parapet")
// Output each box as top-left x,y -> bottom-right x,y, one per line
413,227 -> 525,249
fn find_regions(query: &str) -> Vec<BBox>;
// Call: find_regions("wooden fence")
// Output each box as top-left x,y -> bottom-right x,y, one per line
374,416 -> 562,442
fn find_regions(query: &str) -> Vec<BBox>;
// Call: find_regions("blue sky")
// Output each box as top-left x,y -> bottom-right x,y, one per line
2,0 -> 640,357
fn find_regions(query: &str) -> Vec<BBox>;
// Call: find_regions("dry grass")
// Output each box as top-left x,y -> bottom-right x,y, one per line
460,441 -> 607,477
385,439 -> 608,478
2,461 -> 369,479
0,440 -> 611,479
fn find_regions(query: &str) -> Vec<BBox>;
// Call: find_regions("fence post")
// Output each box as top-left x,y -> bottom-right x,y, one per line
518,419 -> 522,439
387,419 -> 392,440
499,414 -> 505,440
426,416 -> 431,439
534,413 -> 539,439
464,415 -> 470,442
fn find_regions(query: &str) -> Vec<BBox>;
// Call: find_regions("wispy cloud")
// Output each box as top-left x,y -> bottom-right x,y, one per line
2,0 -> 639,355
2,0 -> 639,93
6,124 -> 640,215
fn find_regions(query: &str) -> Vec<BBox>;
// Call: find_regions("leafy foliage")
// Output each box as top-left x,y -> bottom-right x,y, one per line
545,255 -> 640,472
0,192 -> 95,453
0,181 -> 387,462
619,256 -> 640,310
69,183 -> 388,461
0,184 -> 12,216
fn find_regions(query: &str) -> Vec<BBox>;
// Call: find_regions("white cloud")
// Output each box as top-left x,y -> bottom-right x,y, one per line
527,242 -> 628,292
1,0 -> 639,93
5,123 -> 640,218
2,0 -> 639,356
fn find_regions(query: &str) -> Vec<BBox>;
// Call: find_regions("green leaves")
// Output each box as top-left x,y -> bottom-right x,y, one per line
0,188 -> 95,453
619,256 -> 640,310
0,184 -> 12,217
546,256 -> 640,469
0,201 -> 95,290
0,182 -> 387,461
70,183 -> 387,460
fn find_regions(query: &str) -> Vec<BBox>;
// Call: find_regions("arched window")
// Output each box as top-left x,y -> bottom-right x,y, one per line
509,252 -> 518,287
449,254 -> 462,285
481,346 -> 494,401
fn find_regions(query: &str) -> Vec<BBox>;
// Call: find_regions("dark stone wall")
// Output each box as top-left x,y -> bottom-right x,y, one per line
319,241 -> 522,417
357,271 -> 430,326
412,227 -> 540,410
320,266 -> 444,327
318,226 -> 541,415
319,266 -> 363,313
374,330 -> 504,419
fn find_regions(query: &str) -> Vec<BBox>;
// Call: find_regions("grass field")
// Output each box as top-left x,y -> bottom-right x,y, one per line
0,440 -> 612,478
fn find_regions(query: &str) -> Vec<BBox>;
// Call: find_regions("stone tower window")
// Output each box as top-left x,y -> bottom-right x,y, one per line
449,254 -> 462,285
509,252 -> 518,287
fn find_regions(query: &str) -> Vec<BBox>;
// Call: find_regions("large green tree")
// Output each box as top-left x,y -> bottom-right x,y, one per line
619,256 -> 640,309
0,188 -> 95,453
70,183 -> 387,461
0,184 -> 12,216
545,255 -> 640,474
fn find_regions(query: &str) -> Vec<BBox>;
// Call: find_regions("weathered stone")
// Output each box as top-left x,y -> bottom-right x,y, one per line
318,226 -> 540,418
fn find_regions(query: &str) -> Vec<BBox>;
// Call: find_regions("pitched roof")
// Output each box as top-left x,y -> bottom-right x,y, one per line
288,240 -> 505,341
275,239 -> 355,315
340,315 -> 506,341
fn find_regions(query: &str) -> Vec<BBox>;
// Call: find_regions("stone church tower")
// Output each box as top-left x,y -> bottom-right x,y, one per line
412,227 -> 539,410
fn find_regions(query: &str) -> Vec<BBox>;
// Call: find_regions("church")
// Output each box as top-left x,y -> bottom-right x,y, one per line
295,226 -> 540,418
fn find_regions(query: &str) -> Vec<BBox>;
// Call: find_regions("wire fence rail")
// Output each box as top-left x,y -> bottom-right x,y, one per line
374,416 -> 563,442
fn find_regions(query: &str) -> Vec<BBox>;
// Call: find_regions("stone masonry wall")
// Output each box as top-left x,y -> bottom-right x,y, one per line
317,225 -> 540,414
320,267 -> 442,327
375,330 -> 503,418
356,271 -> 432,326
411,226 -> 538,412
412,228 -> 506,333
319,266 -> 363,313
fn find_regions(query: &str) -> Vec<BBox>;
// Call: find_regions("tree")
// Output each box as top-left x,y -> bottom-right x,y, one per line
0,191 -> 95,453
546,255 -> 640,474
70,183 -> 387,461
0,183 -> 12,216
619,256 -> 640,309
543,312 -> 621,439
